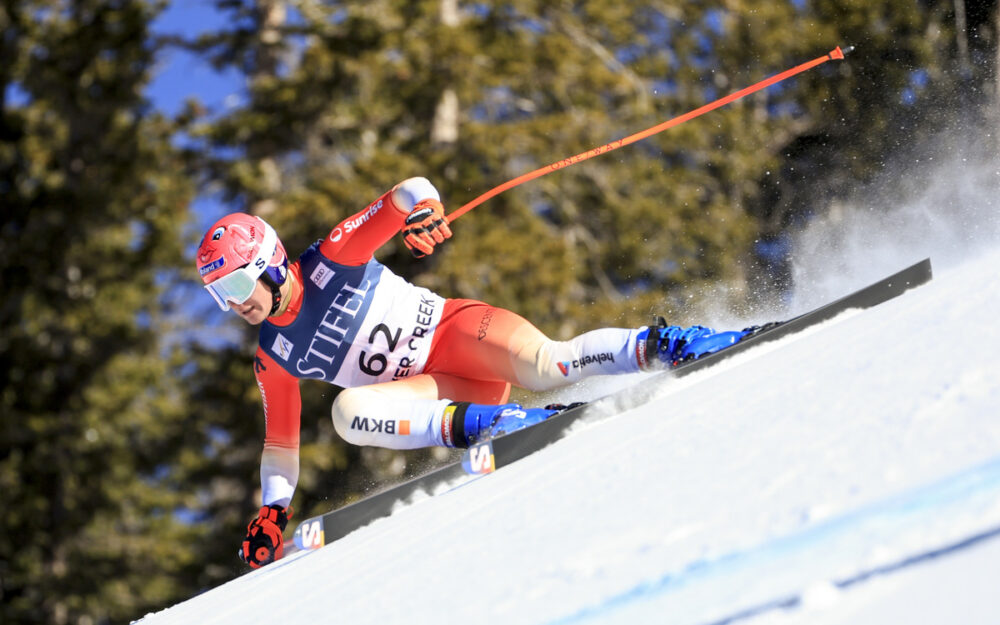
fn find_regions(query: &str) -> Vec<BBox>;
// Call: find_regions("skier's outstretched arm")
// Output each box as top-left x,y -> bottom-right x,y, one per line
254,347 -> 302,506
239,347 -> 301,568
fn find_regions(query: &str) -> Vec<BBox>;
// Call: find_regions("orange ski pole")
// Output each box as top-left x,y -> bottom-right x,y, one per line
447,46 -> 852,223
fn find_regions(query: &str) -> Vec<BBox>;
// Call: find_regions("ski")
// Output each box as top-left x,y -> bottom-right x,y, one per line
290,258 -> 932,553
465,257 -> 932,473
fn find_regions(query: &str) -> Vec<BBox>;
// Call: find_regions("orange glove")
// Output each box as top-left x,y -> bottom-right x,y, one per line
239,504 -> 292,568
402,198 -> 452,258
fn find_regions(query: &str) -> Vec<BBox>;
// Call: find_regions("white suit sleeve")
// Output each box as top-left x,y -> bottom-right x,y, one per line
261,446 -> 299,508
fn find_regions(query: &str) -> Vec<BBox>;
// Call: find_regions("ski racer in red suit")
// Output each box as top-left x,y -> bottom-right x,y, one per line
196,178 -> 752,568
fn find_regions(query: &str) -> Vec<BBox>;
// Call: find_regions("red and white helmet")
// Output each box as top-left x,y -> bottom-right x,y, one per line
196,213 -> 288,312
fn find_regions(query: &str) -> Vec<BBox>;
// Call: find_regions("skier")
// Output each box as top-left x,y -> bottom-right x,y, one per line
196,177 -> 755,568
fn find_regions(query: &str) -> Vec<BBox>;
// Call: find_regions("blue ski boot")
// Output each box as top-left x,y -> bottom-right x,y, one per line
446,402 -> 584,446
639,317 -> 754,368
489,405 -> 558,437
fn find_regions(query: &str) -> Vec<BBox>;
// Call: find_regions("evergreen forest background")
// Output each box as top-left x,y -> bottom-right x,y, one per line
2,1 -> 998,622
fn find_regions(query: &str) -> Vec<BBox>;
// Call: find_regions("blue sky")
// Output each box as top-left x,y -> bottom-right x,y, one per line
148,0 -> 246,330
147,0 -> 244,118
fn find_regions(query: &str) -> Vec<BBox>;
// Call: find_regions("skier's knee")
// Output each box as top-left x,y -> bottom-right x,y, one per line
330,387 -> 373,446
517,339 -> 570,392
331,387 -> 447,450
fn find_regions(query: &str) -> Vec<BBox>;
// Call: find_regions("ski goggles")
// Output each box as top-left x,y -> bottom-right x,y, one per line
204,224 -> 277,311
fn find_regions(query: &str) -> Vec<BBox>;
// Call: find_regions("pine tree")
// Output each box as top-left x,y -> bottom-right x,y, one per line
0,1 -> 199,622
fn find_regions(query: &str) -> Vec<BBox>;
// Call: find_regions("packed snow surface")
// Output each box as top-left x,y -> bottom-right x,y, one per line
139,162 -> 1000,624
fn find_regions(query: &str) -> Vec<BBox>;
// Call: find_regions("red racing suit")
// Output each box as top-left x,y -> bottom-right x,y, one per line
253,180 -> 514,506
252,179 -> 644,507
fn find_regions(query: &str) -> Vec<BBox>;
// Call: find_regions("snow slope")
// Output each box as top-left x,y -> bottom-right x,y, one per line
138,159 -> 1000,624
